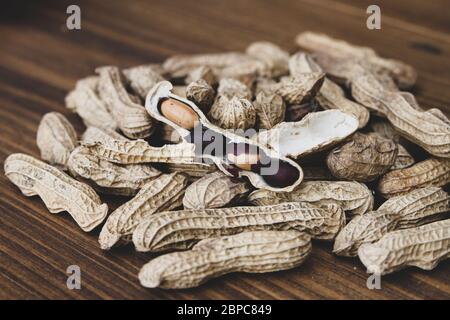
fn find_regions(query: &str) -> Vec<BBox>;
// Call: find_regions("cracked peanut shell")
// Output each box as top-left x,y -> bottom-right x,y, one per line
146,81 -> 304,192
81,138 -> 198,165
253,109 -> 359,159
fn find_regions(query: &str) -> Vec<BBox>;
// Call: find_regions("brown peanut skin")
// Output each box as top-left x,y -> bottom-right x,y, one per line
160,98 -> 200,130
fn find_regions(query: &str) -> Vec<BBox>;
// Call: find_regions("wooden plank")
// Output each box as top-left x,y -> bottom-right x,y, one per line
0,0 -> 449,299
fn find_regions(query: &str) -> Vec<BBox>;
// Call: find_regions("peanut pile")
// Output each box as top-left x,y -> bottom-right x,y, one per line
4,31 -> 450,289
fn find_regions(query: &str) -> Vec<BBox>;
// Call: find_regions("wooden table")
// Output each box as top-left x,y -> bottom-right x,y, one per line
0,0 -> 449,299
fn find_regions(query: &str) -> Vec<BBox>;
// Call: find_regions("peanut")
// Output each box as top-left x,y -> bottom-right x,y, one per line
246,41 -> 290,78
216,78 -> 252,100
132,202 -> 344,252
163,52 -> 254,79
285,101 -> 318,122
378,158 -> 450,198
248,180 -> 374,218
358,219 -> 450,275
185,66 -> 217,86
253,92 -> 286,130
378,187 -> 450,228
295,31 -> 417,89
81,126 -> 129,144
96,66 -> 154,139
160,97 -> 200,130
65,76 -> 117,130
326,132 -> 398,182
98,172 -> 188,249
81,138 -> 197,165
67,146 -> 161,196
391,144 -> 415,170
368,120 -> 415,169
217,60 -> 265,87
312,52 -> 399,92
122,64 -> 164,99
351,71 -> 450,158
146,80 -> 304,192
333,187 -> 449,256
385,94 -> 450,158
275,72 -> 325,105
4,153 -> 108,232
253,110 -> 359,159
185,79 -> 215,111
183,171 -> 249,209
139,230 -> 311,289
208,96 -> 256,130
164,162 -> 218,182
289,52 -> 369,128
36,112 -> 78,170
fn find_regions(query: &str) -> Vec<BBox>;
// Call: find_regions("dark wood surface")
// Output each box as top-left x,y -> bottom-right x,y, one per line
0,0 -> 449,300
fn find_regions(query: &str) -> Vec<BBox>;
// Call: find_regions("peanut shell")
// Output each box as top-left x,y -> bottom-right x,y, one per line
4,153 -> 108,232
183,171 -> 249,209
98,172 -> 188,249
139,230 -> 311,289
36,112 -> 78,170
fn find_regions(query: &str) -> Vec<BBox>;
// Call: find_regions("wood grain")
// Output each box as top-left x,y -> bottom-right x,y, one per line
0,0 -> 449,299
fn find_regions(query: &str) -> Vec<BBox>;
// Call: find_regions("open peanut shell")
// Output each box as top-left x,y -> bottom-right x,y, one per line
145,81 -> 303,192
253,110 -> 359,159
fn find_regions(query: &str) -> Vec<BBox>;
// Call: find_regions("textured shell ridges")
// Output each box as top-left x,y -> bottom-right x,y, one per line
183,171 -> 249,209
98,172 -> 188,249
132,202 -> 345,253
139,230 -> 312,289
4,153 -> 108,232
